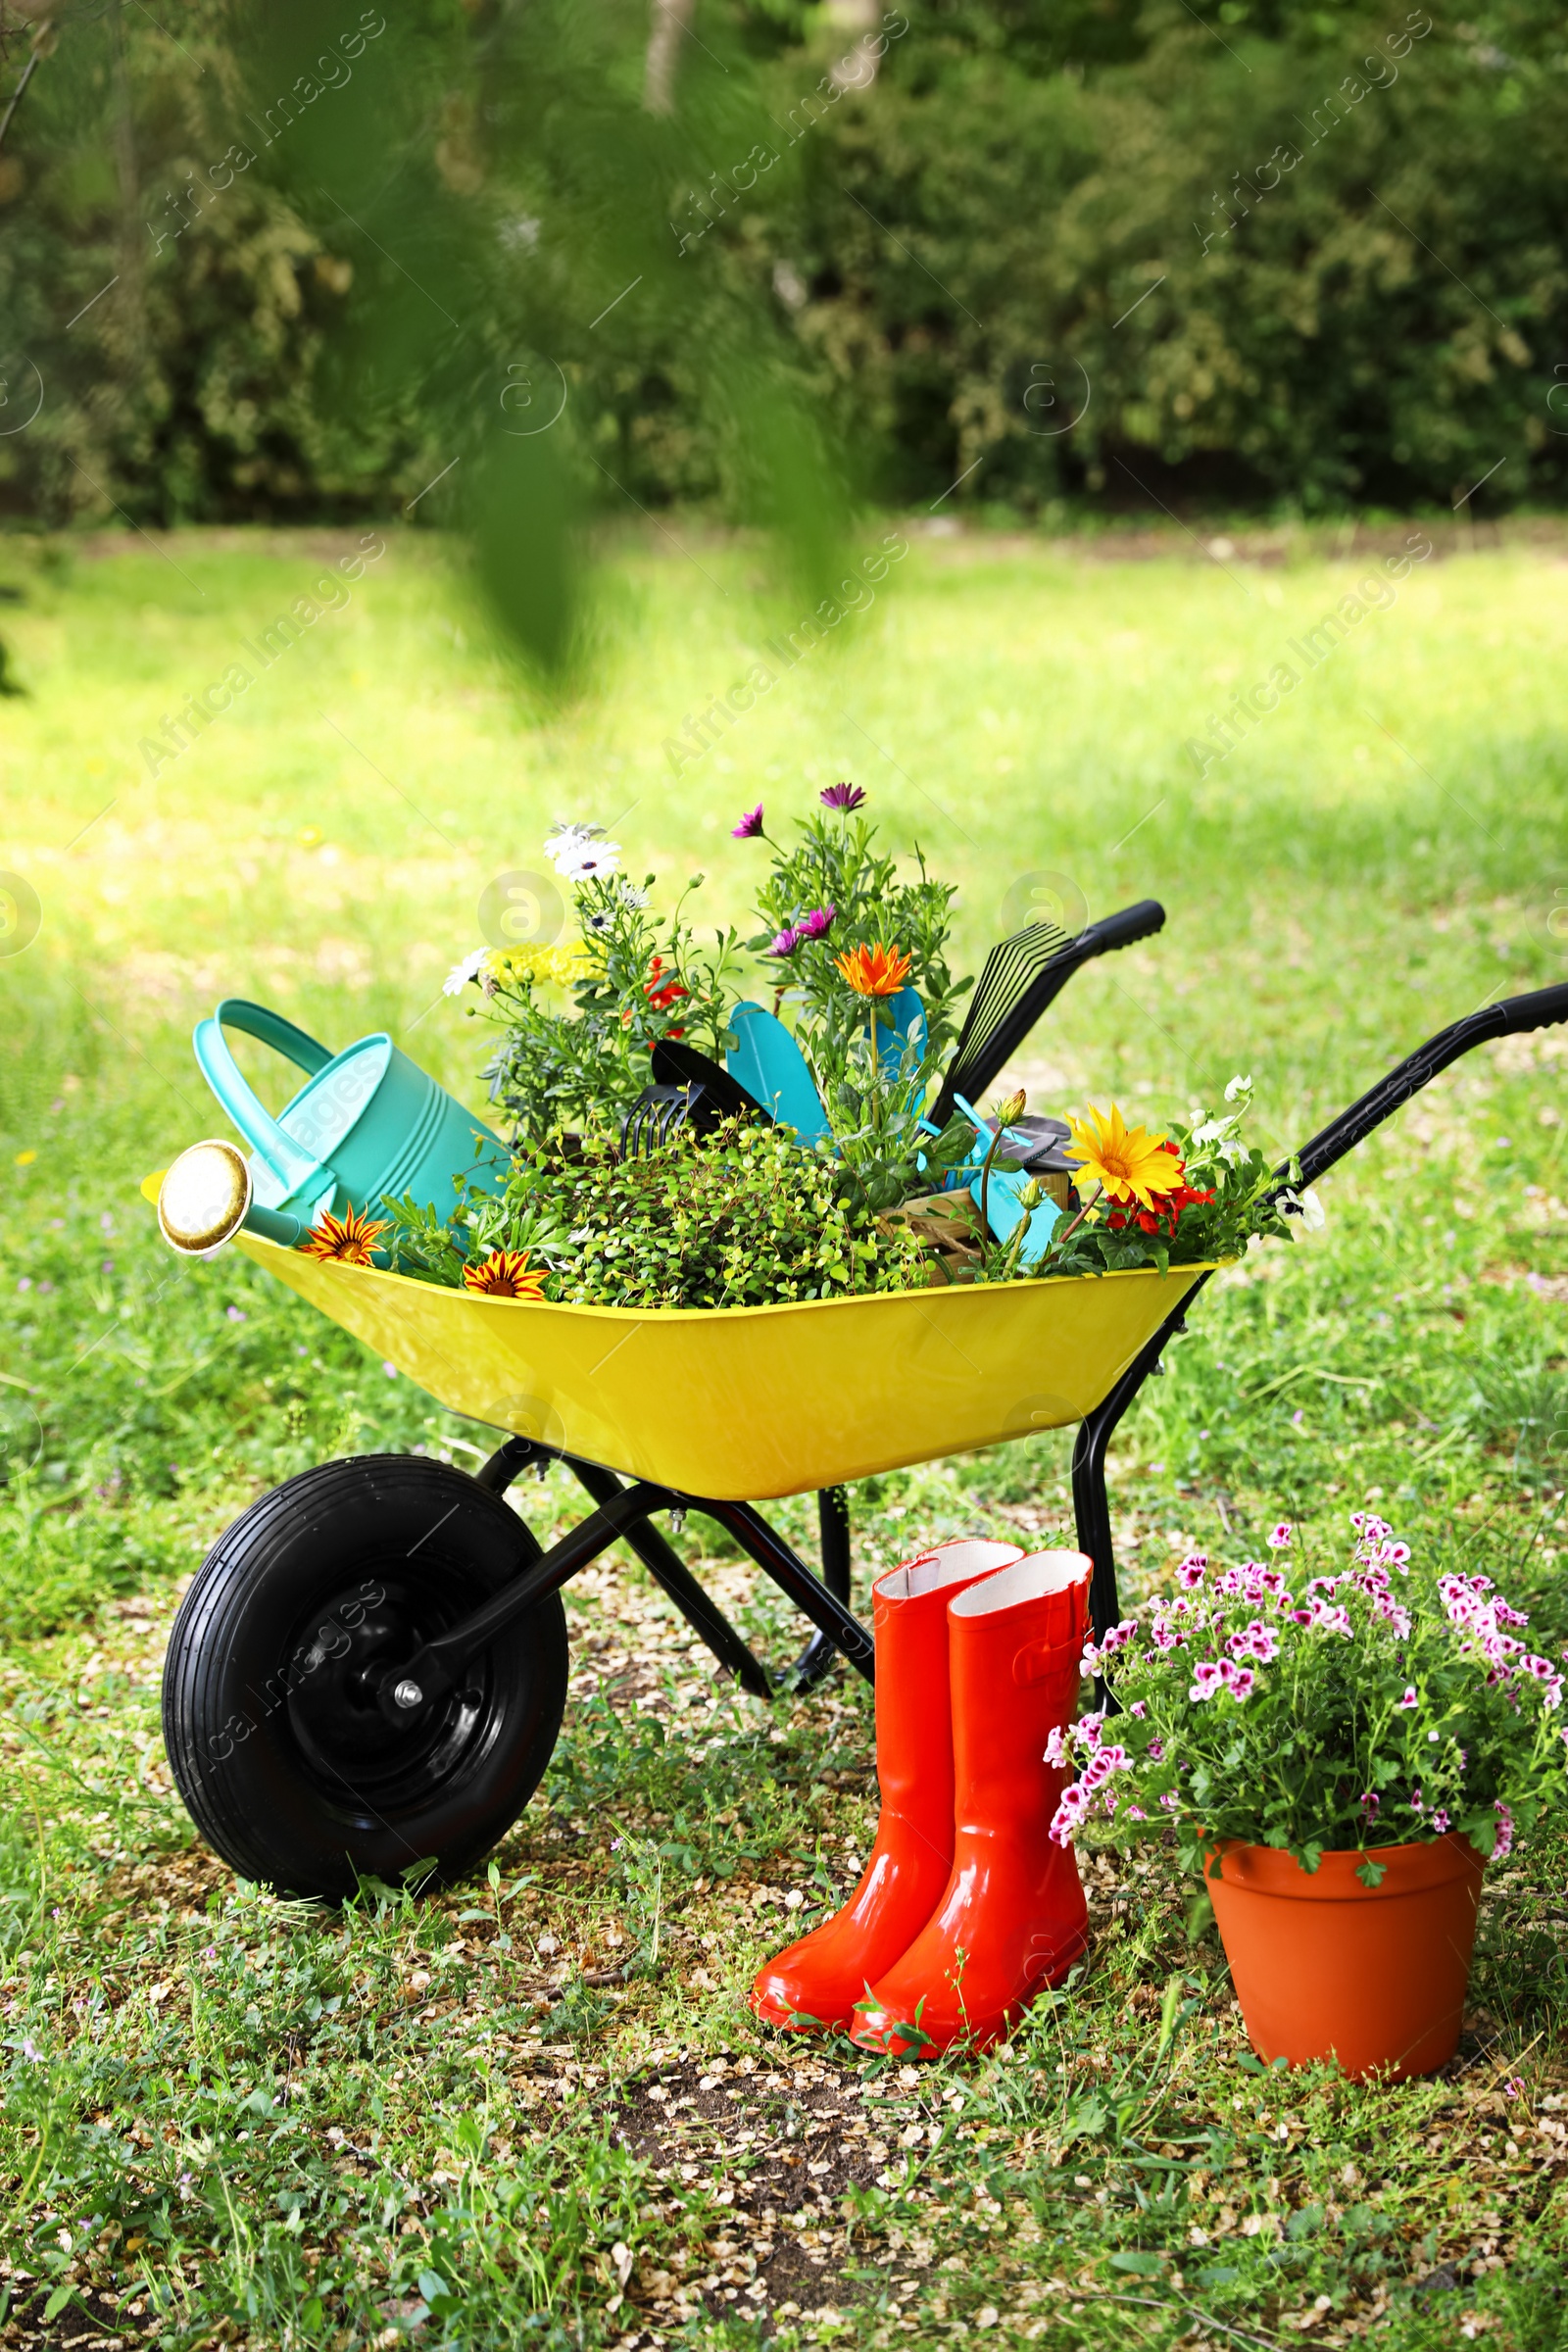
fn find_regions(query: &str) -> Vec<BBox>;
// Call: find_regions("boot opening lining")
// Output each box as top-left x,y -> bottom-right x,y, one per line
879,1539 -> 1023,1601
949,1549 -> 1092,1617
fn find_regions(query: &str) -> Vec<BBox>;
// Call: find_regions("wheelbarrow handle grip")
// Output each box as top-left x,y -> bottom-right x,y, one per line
1494,979 -> 1568,1034
1287,980 -> 1568,1193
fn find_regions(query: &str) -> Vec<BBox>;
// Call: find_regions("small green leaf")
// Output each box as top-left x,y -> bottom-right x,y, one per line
42,2286 -> 74,2325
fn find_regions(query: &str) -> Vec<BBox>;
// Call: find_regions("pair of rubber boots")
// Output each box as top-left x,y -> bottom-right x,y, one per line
752,1540 -> 1092,2056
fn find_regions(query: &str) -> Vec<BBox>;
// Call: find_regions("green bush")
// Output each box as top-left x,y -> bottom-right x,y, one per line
3,0 -> 1565,522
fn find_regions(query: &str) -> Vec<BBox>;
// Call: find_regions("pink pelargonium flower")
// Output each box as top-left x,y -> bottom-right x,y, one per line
1520,1655 -> 1564,1708
1098,1619 -> 1140,1655
1228,1619 -> 1279,1665
1175,1554 -> 1208,1590
1189,1660 -> 1225,1702
1221,1661 -> 1256,1700
1128,1699 -> 1148,1719
1431,1808 -> 1450,1834
1308,1601 -> 1354,1639
1043,1725 -> 1072,1768
1397,1686 -> 1419,1709
1351,1511 -> 1392,1542
1049,1784 -> 1090,1846
1267,1521 -> 1294,1549
1374,1596 -> 1412,1639
1494,1801 -> 1515,1860
1147,1738 -> 1165,1761
1076,1711 -> 1106,1750
1375,1539 -> 1411,1570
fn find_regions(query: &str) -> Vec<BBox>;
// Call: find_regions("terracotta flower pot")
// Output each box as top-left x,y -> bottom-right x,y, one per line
1205,1835 -> 1485,2082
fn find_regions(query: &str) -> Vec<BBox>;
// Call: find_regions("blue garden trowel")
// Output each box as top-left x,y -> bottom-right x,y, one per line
873,986 -> 928,1097
725,1003 -> 833,1146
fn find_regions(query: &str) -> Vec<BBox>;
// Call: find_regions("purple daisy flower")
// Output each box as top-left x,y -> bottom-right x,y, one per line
797,905 -> 836,940
732,805 -> 765,839
764,927 -> 802,959
819,781 -> 865,812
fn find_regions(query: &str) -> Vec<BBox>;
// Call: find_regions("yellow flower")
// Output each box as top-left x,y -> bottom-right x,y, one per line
834,942 -> 912,999
462,1249 -> 548,1299
1066,1103 -> 1183,1209
14,1150 -> 36,1167
298,1204 -> 390,1265
486,945 -> 598,988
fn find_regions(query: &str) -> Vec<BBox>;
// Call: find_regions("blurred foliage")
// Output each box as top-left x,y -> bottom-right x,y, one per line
2,0 -> 1567,600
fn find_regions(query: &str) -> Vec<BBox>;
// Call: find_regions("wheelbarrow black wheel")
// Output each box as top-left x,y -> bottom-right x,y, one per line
162,1454 -> 567,1901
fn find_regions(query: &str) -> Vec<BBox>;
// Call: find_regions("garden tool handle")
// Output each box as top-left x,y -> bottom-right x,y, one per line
192,999 -> 335,1202
1284,980 -> 1568,1195
1074,898 -> 1165,956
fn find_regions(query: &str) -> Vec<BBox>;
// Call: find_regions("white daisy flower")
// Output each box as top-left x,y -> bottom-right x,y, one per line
442,949 -> 489,997
545,821 -> 621,880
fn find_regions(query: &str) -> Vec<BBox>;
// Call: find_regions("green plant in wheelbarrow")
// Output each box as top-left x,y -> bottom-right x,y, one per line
1050,1517 -> 1568,2081
389,1119 -> 930,1310
457,826 -> 745,1143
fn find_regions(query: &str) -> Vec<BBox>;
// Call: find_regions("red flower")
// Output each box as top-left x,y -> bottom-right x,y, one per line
1106,1170 -> 1216,1238
643,954 -> 687,1037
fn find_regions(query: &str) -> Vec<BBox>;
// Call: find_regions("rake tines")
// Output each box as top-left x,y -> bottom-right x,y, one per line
619,1082 -> 706,1158
928,917 -> 1073,1126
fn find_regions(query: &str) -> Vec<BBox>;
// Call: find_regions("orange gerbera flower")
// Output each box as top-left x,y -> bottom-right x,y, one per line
834,942 -> 912,999
1066,1103 -> 1184,1210
298,1204 -> 390,1265
462,1249 -> 548,1300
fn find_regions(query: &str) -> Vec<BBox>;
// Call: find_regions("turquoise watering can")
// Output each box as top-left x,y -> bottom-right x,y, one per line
191,1000 -> 509,1241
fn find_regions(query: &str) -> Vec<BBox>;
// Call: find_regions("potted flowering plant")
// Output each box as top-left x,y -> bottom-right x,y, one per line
1048,1517 -> 1568,2080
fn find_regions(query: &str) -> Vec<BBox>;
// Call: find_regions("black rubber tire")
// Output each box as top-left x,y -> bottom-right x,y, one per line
162,1454 -> 567,1900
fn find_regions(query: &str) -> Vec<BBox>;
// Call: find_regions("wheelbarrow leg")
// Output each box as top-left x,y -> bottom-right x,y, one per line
1072,1298 -> 1206,1645
789,1487 -> 853,1690
564,1457 -> 775,1703
471,1435 -> 774,1700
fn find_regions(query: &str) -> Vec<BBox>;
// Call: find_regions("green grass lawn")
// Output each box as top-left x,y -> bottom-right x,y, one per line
1,518 -> 1567,2350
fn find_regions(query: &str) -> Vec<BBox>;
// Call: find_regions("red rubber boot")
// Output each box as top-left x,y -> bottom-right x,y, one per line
750,1538 -> 1022,2034
851,1549 -> 1093,2057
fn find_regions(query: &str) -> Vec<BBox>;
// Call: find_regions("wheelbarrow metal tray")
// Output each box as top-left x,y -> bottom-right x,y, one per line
230,1232 -> 1213,1499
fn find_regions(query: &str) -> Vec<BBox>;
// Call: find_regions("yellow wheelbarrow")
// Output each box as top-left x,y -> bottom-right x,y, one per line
146,930 -> 1568,1897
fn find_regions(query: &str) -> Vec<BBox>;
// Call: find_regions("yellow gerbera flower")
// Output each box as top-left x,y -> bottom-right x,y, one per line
1066,1103 -> 1183,1209
298,1204 -> 390,1265
462,1249 -> 549,1299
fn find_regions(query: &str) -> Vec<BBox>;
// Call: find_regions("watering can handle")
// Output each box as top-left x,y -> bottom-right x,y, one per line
192,999 -> 334,1202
